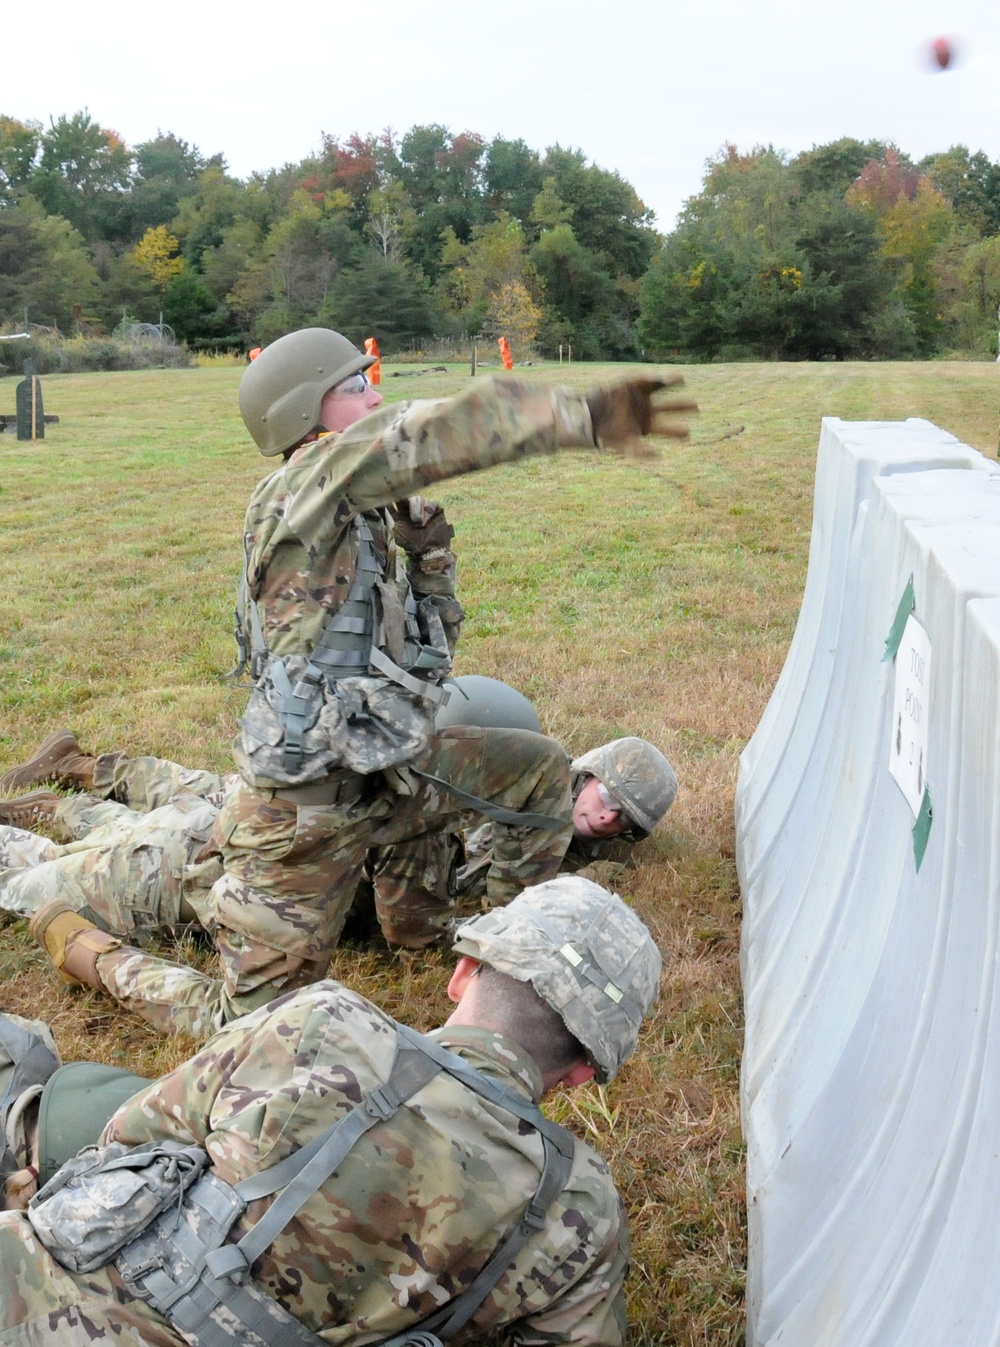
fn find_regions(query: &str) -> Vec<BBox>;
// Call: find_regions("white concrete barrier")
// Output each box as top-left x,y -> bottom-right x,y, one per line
737,417 -> 1000,1347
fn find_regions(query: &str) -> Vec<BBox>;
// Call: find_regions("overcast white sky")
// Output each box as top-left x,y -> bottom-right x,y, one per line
6,0 -> 1000,233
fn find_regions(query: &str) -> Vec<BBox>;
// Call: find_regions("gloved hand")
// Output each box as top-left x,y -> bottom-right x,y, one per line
586,374 -> 698,455
389,496 -> 456,554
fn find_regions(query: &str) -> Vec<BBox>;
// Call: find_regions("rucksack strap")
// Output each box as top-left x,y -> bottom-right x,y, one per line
116,1021 -> 575,1347
408,766 -> 568,832
220,1033 -> 442,1274
381,1028 -> 575,1345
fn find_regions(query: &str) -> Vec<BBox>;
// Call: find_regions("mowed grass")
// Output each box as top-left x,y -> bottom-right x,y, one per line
1,358 -> 998,1343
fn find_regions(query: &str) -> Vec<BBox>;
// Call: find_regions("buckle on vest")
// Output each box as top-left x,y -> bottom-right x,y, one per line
364,1083 -> 402,1120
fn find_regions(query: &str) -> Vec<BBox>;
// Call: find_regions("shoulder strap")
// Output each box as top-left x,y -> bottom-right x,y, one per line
407,766 -> 568,832
381,1027 -> 575,1345
117,1020 -> 575,1347
223,567 -> 266,683
220,1032 -> 442,1274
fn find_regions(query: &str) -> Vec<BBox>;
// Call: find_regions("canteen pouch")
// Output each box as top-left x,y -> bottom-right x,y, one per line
238,657 -> 435,786
27,1139 -> 210,1273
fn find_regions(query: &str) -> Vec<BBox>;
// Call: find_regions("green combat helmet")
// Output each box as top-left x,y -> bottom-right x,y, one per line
572,737 -> 678,838
451,876 -> 662,1082
435,674 -> 542,734
238,328 -> 376,457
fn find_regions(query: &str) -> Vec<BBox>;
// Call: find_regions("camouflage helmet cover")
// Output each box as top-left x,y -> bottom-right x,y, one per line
435,675 -> 542,734
238,327 -> 376,456
572,737 -> 678,836
451,876 -> 662,1082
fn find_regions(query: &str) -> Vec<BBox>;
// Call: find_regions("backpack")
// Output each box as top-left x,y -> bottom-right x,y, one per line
30,1023 -> 576,1347
0,1014 -> 60,1183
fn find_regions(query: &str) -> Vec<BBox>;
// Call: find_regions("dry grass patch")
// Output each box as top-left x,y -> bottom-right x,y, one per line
0,358 -> 997,1342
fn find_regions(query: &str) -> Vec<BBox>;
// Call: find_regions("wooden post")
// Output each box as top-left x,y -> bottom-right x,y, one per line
470,343 -> 477,377
15,362 -> 44,441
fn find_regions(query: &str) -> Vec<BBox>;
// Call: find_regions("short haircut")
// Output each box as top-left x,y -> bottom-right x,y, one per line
475,965 -> 586,1080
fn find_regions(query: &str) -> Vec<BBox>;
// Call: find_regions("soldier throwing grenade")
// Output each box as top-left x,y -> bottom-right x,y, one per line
23,329 -> 695,1039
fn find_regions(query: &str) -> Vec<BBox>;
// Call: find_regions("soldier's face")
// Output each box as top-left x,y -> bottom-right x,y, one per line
319,372 -> 383,433
573,776 -> 631,839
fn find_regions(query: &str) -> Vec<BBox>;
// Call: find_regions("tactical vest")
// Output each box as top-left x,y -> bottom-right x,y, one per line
231,513 -> 566,829
232,514 -> 451,771
34,1023 -> 576,1347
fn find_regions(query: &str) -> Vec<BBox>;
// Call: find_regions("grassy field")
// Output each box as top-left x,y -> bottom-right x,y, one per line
1,357 -> 998,1343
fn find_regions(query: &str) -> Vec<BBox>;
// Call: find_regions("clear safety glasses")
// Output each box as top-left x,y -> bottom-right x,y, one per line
332,372 -> 370,396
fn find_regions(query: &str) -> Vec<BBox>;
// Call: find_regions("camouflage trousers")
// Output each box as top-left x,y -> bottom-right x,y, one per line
1,754 -> 472,954
101,755 -> 468,950
88,752 -> 230,814
0,787 -> 222,936
92,727 -> 573,1039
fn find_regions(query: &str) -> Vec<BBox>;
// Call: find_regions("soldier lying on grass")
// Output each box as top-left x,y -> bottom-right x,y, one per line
0,714 -> 677,957
0,879 -> 659,1347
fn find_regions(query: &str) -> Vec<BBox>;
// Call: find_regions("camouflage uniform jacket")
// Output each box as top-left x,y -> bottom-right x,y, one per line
459,771 -> 638,896
234,379 -> 594,779
101,978 -> 629,1345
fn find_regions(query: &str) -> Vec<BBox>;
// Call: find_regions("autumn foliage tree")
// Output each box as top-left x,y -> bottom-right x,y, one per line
3,110 -> 1000,358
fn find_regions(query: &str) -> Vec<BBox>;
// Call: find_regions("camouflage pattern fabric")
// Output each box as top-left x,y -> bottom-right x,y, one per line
452,877 -> 663,1083
0,978 -> 628,1344
89,753 -> 230,815
458,770 -> 640,898
375,775 -> 640,946
91,727 -> 573,1039
571,739 -> 678,838
0,743 -> 515,966
355,829 -> 463,947
0,757 -> 226,933
83,382 -> 595,1037
391,495 -> 465,656
238,379 -> 593,665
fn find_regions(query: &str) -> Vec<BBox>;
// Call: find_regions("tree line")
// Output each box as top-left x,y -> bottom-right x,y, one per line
639,139 -> 1000,360
2,112 -> 999,361
0,112 -> 655,360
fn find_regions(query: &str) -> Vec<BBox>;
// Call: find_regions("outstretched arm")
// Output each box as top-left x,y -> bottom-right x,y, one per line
279,374 -> 697,539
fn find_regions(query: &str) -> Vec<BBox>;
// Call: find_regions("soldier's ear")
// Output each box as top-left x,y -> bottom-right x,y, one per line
446,956 -> 481,1004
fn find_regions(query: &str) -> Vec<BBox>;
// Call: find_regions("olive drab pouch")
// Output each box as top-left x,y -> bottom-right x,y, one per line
238,659 -> 435,787
27,1139 -> 210,1273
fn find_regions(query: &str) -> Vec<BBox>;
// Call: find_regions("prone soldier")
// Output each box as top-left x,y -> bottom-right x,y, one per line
0,699 -> 677,951
0,879 -> 660,1346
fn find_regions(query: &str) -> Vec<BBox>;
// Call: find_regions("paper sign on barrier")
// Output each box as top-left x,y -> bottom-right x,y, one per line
889,613 -> 931,819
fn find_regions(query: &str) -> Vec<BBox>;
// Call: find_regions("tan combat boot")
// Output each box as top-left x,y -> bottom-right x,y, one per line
0,730 -> 98,793
29,900 -> 121,989
0,790 -> 61,830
